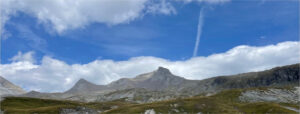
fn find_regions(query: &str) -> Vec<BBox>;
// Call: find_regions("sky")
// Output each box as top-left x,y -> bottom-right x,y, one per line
0,0 -> 299,92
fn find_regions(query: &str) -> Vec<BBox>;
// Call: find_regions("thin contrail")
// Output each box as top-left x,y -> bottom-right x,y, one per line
193,8 -> 205,57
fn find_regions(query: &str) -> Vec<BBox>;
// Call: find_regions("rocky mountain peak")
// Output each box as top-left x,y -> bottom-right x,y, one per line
65,78 -> 105,94
155,66 -> 172,75
70,78 -> 99,90
76,78 -> 90,85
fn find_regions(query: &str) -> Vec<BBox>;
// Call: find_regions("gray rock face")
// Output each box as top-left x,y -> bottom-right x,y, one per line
239,87 -> 300,104
0,76 -> 25,98
183,64 -> 300,94
96,88 -> 185,103
144,109 -> 156,114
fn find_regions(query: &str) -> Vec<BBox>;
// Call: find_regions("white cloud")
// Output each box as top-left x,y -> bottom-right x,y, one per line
146,0 -> 177,15
178,0 -> 230,4
0,41 -> 299,92
0,0 -> 230,34
0,0 -> 175,33
10,51 -> 36,63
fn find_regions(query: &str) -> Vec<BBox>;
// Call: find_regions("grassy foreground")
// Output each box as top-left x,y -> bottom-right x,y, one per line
0,97 -> 133,114
1,88 -> 298,114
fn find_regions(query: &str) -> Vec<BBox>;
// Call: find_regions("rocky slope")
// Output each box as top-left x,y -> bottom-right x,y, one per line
0,76 -> 26,100
65,78 -> 108,95
179,63 -> 299,94
107,67 -> 188,91
239,87 -> 299,104
101,87 -> 300,114
95,88 -> 189,103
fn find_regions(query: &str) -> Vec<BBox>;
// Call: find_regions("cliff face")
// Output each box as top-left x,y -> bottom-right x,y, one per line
181,64 -> 299,94
211,64 -> 299,89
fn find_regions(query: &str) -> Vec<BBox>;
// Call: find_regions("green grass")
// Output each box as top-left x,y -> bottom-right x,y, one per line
0,97 -> 133,114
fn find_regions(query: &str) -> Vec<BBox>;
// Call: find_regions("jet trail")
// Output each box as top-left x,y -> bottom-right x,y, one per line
193,8 -> 205,57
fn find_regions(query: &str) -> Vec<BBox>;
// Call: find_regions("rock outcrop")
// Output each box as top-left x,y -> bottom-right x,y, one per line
239,87 -> 300,104
60,107 -> 100,114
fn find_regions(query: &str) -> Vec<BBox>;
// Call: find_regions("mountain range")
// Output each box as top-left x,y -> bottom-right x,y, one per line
0,63 -> 298,103
0,64 -> 299,113
67,64 -> 299,96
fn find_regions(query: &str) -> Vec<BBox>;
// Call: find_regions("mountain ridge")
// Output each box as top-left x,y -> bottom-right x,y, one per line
52,63 -> 299,102
65,78 -> 107,95
65,63 -> 299,94
2,63 -> 299,103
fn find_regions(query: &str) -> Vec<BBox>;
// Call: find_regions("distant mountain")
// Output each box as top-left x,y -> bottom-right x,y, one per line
2,64 -> 299,113
65,78 -> 107,95
0,76 -> 26,97
14,63 -> 299,103
108,67 -> 188,91
63,67 -> 189,96
58,64 -> 299,102
189,63 -> 300,94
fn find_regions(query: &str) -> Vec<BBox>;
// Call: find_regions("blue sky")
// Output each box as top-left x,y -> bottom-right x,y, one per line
2,0 -> 298,64
0,0 -> 299,92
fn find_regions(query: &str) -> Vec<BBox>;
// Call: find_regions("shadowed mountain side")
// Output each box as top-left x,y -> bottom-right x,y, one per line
191,63 -> 300,93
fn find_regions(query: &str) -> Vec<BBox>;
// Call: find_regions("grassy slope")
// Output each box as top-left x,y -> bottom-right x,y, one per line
0,97 -> 133,114
105,88 -> 298,114
1,88 -> 298,114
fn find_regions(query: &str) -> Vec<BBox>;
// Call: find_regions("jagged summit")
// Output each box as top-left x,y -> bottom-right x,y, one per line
155,66 -> 172,75
133,67 -> 172,81
157,66 -> 169,71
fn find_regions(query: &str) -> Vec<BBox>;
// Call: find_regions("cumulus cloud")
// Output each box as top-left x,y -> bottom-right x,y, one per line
0,0 -> 230,34
0,0 -> 174,33
146,0 -> 177,15
0,41 -> 299,92
10,51 -> 36,63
